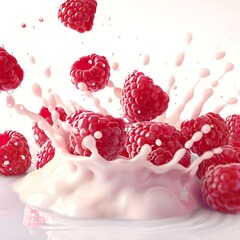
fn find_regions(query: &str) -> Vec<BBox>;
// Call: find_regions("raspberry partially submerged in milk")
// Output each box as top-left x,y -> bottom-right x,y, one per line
32,106 -> 67,147
225,114 -> 240,150
36,139 -> 55,169
68,110 -> 126,160
201,163 -> 240,214
181,112 -> 229,156
0,47 -> 24,91
125,121 -> 189,167
197,145 -> 240,179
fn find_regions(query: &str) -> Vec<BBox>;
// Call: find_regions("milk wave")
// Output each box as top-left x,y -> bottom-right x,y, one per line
13,78 -> 226,219
8,28 -> 238,219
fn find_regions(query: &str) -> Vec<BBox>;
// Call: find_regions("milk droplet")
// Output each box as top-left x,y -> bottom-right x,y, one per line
32,83 -> 42,98
6,95 -> 15,108
185,132 -> 203,149
114,88 -> 122,98
186,32 -> 193,45
111,62 -> 119,71
175,52 -> 185,67
199,68 -> 210,78
215,51 -> 226,60
30,56 -> 36,64
48,95 -> 57,110
213,147 -> 223,154
211,80 -> 218,88
94,131 -> 103,139
155,139 -> 162,146
201,124 -> 211,134
225,62 -> 234,73
78,82 -> 88,91
45,67 -> 51,78
142,54 -> 150,65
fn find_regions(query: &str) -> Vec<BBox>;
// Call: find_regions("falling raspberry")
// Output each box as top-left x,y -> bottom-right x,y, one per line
0,47 -> 24,91
70,54 -> 110,92
120,70 -> 169,123
58,0 -> 97,33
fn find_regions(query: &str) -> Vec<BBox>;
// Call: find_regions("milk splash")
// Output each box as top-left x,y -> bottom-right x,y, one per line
6,29 -> 238,219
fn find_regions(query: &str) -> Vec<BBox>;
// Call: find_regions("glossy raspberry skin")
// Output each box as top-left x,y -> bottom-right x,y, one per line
36,139 -> 55,169
147,146 -> 191,167
0,131 -> 32,176
32,107 -> 67,147
66,109 -> 91,125
125,121 -> 190,167
225,114 -> 240,150
181,112 -> 229,156
70,54 -> 110,92
0,47 -> 24,91
201,163 -> 240,213
69,110 -> 126,160
58,0 -> 97,33
120,70 -> 169,123
197,145 -> 240,179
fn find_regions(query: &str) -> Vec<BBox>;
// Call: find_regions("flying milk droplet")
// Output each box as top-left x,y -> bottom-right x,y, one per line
199,68 -> 210,78
175,52 -> 185,67
6,95 -> 15,108
45,67 -> 51,78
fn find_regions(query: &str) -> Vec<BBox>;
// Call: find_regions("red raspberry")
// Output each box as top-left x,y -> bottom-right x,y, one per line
125,121 -> 190,167
32,106 -> 67,147
201,163 -> 240,214
0,47 -> 24,91
68,110 -> 126,160
58,0 -> 97,33
147,146 -> 191,167
225,114 -> 240,150
0,131 -> 32,176
36,139 -> 55,169
181,112 -> 229,156
120,70 -> 169,123
66,109 -> 91,125
197,145 -> 240,179
70,54 -> 110,92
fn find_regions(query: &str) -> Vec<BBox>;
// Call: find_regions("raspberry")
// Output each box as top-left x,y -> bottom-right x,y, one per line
70,54 -> 110,92
36,139 -> 55,169
0,131 -> 32,176
120,70 -> 169,123
32,106 -> 67,147
181,112 -> 229,156
201,163 -> 240,214
225,114 -> 240,150
58,0 -> 97,33
69,110 -> 126,160
197,145 -> 240,179
0,47 -> 24,91
66,109 -> 91,125
125,121 -> 190,167
147,146 -> 191,167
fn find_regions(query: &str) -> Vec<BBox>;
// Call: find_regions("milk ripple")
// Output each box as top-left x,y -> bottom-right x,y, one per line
24,207 -> 240,240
